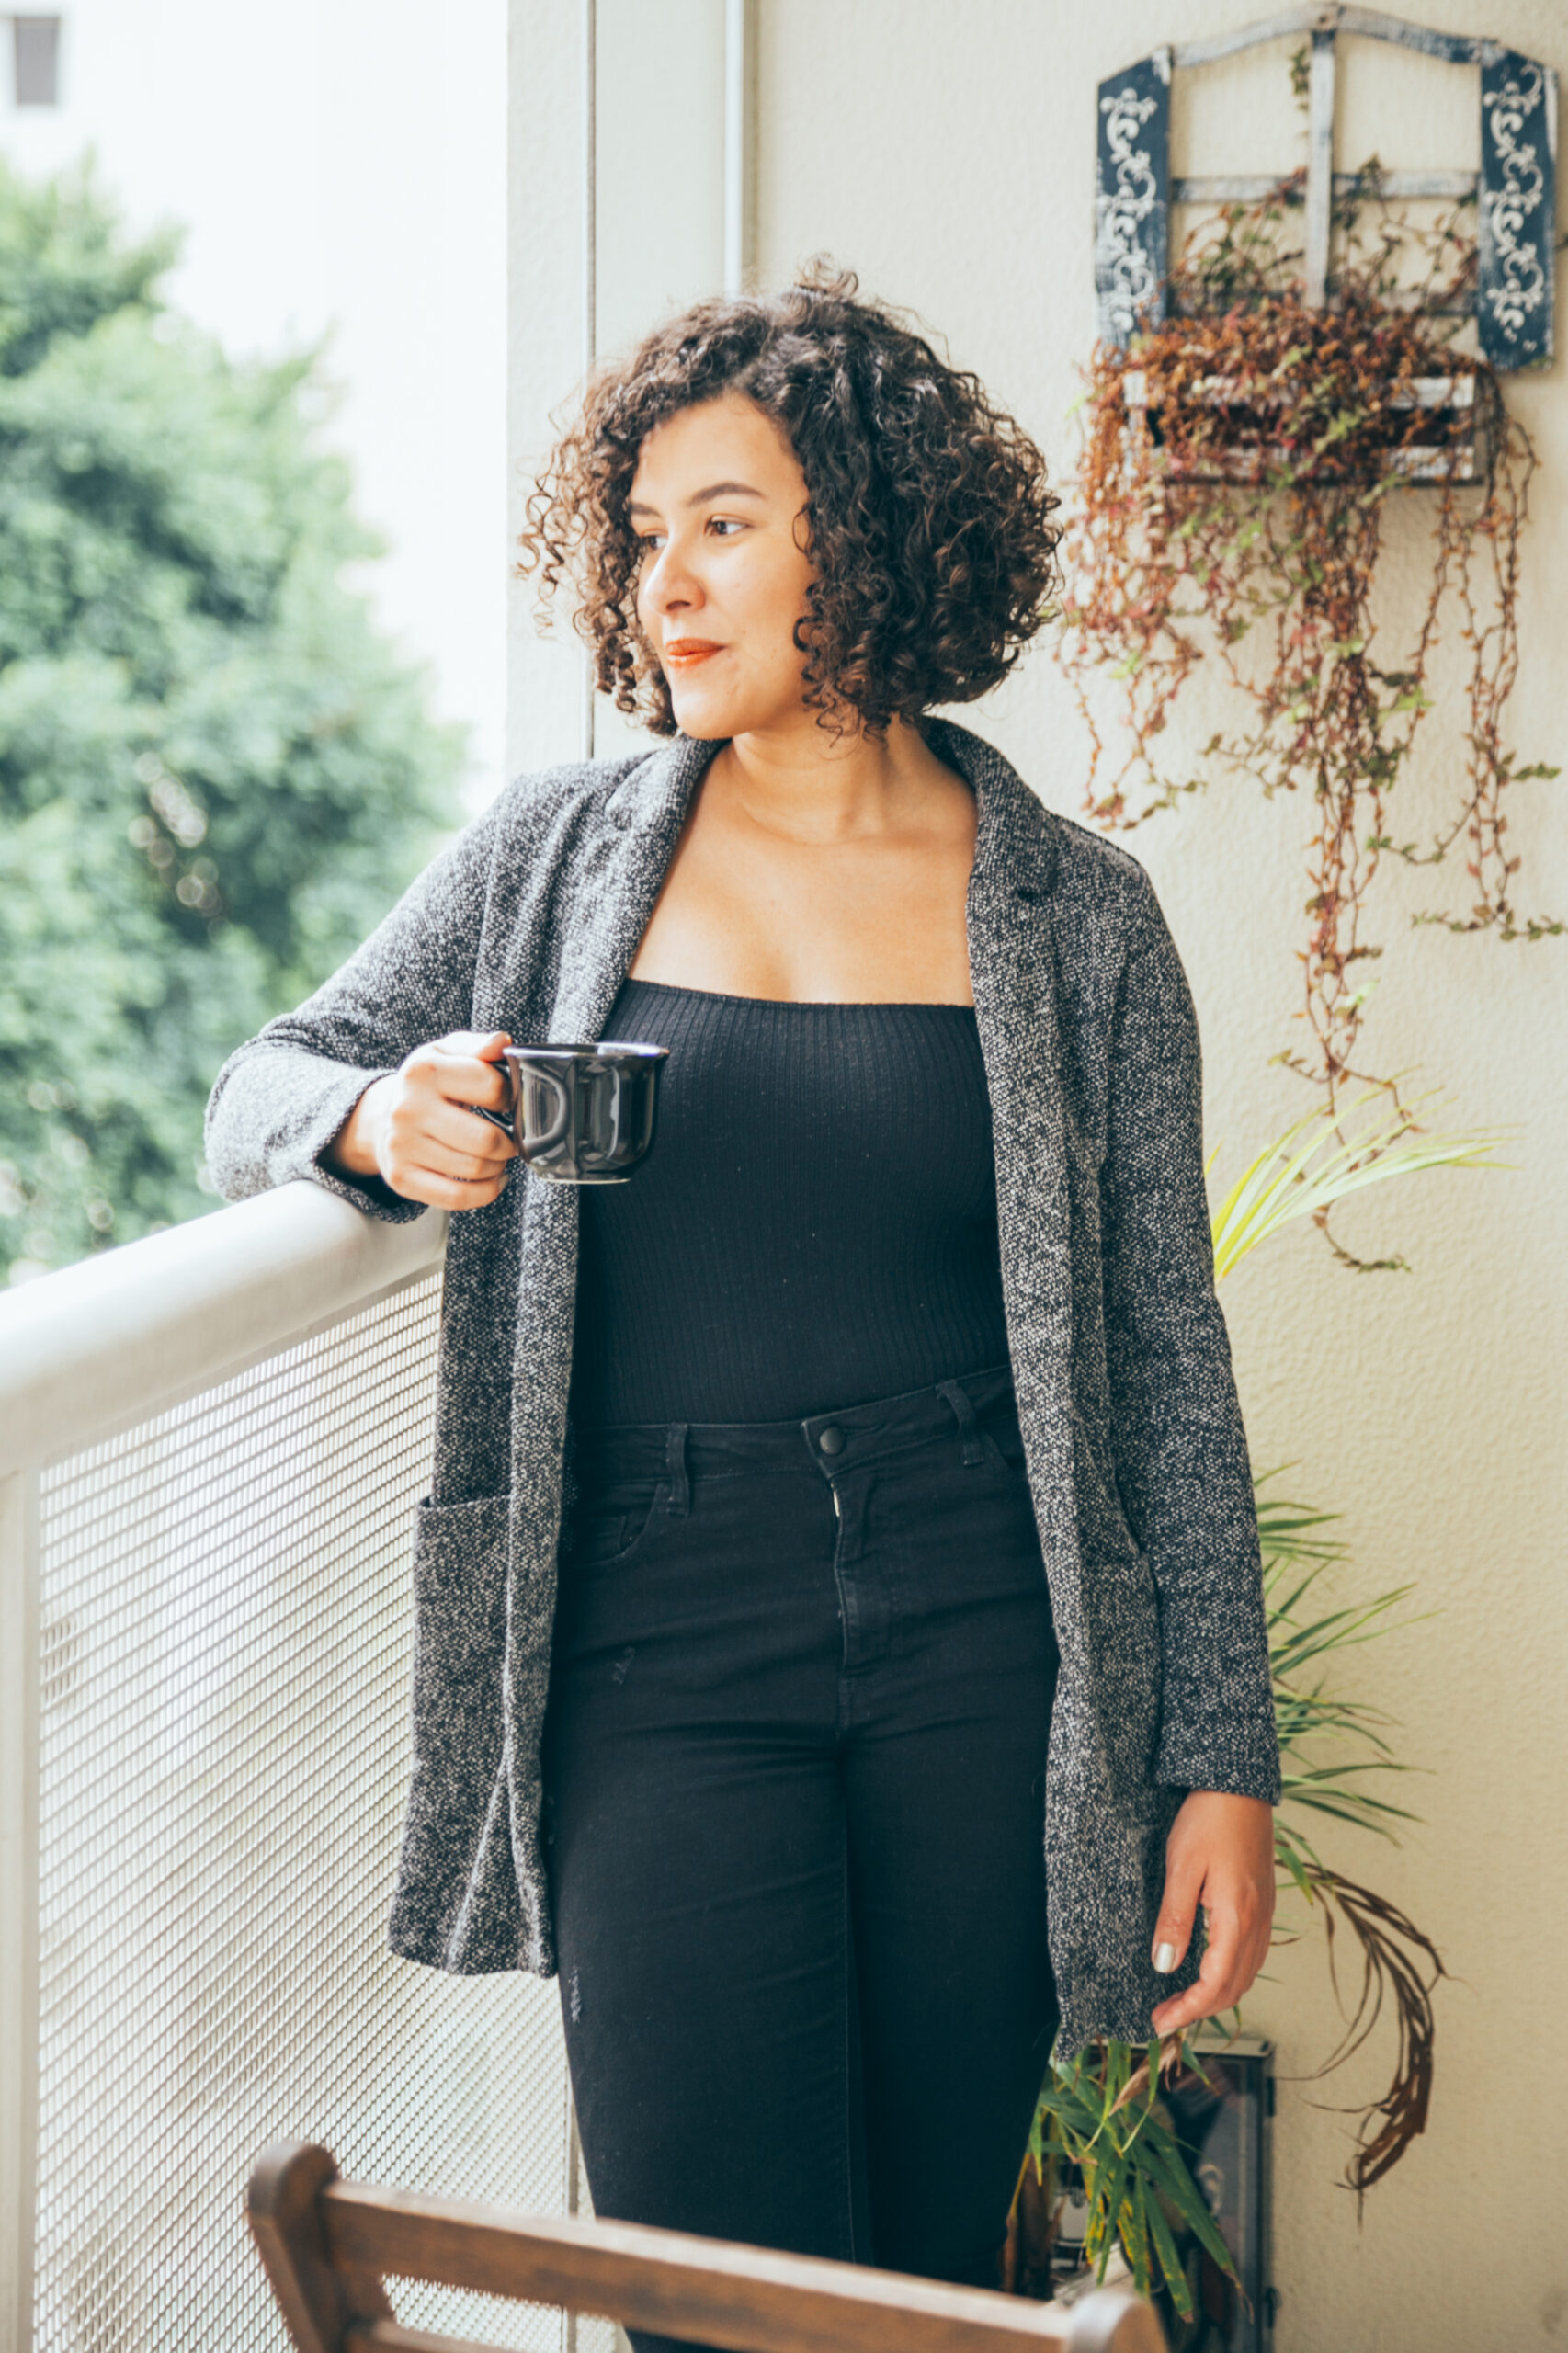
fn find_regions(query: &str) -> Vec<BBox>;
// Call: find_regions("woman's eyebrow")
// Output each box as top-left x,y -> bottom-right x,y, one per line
686,480 -> 766,506
627,481 -> 767,517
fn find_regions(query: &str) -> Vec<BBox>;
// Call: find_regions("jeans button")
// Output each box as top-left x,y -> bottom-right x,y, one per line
817,1425 -> 846,1456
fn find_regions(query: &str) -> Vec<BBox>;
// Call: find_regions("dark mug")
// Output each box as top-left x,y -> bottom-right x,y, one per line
472,1041 -> 669,1183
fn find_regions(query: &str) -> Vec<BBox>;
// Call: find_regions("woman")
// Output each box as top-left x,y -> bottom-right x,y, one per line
206,267 -> 1278,2313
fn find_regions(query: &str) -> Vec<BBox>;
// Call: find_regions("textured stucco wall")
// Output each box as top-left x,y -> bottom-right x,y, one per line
511,6 -> 1567,2345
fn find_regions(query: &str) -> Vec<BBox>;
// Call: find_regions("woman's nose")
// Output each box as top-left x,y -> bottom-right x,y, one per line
643,540 -> 702,615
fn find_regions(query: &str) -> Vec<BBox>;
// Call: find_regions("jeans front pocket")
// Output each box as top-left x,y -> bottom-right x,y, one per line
983,1412 -> 1029,1479
565,1477 -> 671,1571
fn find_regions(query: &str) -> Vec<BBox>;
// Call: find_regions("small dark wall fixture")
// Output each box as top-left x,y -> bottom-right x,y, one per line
13,15 -> 61,107
1095,2 -> 1558,369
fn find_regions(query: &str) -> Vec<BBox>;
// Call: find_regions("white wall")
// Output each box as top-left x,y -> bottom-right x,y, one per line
2,0 -> 509,811
509,6 -> 1567,2347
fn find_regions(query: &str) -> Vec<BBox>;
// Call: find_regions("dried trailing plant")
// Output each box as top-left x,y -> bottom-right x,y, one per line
1011,1094 -> 1498,2312
1058,162 -> 1560,1144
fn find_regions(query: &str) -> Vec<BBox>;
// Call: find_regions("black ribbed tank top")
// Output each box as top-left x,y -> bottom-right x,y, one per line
569,977 -> 1010,1427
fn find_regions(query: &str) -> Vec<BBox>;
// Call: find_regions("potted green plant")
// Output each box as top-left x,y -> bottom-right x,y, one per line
1006,1086 -> 1503,2331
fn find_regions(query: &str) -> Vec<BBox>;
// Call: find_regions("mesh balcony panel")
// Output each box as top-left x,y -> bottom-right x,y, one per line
34,1272 -> 606,2352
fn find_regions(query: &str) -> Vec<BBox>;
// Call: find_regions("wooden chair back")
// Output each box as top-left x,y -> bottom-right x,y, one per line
247,2141 -> 1165,2353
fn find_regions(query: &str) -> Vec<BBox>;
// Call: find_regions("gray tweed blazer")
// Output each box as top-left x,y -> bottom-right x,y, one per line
205,716 -> 1279,2060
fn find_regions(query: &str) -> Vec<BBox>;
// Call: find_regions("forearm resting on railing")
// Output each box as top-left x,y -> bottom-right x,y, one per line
323,1076 -> 397,1181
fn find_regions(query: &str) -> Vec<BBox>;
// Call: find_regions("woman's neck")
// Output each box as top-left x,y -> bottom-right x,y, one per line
706,712 -> 968,847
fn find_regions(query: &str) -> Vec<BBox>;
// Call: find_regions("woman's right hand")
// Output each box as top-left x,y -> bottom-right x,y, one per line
323,1030 -> 519,1210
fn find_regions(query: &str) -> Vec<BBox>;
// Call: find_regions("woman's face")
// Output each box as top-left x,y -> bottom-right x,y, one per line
630,392 -> 817,741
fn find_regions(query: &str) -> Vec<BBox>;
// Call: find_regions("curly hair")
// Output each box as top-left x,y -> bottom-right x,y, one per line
517,262 -> 1063,738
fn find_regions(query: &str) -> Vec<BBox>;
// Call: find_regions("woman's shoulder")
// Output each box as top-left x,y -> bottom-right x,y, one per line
488,749 -> 654,835
927,717 -> 1155,917
439,749 -> 671,904
1048,806 -> 1159,926
930,725 -> 1159,973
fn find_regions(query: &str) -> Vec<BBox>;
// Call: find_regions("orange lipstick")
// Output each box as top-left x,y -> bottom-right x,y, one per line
664,638 -> 724,668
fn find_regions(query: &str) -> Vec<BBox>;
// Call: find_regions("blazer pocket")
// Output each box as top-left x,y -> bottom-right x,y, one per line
408,1493 -> 510,1774
1069,1400 -> 1143,1569
1069,1409 -> 1164,1796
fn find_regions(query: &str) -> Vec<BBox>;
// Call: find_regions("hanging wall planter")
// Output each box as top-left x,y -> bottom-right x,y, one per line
1065,5 -> 1561,1131
1094,6 -> 1556,364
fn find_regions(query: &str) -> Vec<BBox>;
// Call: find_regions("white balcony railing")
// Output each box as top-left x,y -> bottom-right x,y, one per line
0,1186 -> 592,2353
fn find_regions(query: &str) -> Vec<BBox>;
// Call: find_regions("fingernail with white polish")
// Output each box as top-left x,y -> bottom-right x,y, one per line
1153,1941 -> 1178,1973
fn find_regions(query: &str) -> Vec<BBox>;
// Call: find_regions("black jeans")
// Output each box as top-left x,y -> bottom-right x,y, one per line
540,1364 -> 1061,2343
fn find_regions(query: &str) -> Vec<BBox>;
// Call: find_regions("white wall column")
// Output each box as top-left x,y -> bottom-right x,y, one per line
0,1468 -> 40,2353
508,0 -> 730,779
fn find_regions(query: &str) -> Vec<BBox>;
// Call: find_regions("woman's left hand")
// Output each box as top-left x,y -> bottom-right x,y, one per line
1148,1790 -> 1276,2039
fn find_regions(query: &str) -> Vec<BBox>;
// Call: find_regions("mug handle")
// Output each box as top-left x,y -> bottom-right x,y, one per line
517,1065 -> 573,1164
469,1062 -> 572,1159
469,1102 -> 515,1138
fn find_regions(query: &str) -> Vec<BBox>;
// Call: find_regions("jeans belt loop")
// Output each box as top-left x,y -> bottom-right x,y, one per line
935,1380 -> 985,1467
664,1422 -> 692,1515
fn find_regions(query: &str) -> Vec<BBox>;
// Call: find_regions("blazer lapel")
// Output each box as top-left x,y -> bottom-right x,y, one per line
549,733 -> 722,1042
928,722 -> 1078,1591
507,735 -> 720,1475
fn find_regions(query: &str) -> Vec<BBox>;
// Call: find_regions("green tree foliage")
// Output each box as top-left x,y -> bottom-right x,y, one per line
0,158 -> 465,1280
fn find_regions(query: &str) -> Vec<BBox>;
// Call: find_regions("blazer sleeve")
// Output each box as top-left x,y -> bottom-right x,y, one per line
203,797 -> 505,1224
1098,872 -> 1281,1804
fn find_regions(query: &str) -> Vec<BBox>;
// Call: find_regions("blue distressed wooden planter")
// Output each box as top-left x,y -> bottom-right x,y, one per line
1096,6 -> 1557,373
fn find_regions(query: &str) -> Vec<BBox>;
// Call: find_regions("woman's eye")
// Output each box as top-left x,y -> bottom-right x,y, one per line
637,533 -> 665,554
709,517 -> 744,537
